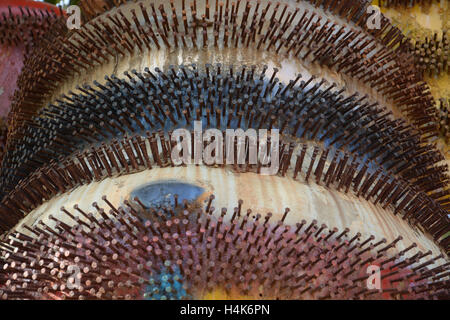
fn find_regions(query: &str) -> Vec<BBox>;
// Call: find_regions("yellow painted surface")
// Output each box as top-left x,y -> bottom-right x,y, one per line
377,1 -> 449,154
201,288 -> 266,300
377,2 -> 448,98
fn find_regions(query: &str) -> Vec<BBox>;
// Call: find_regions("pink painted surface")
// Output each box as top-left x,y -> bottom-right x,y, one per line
0,45 -> 24,118
0,1 -> 63,118
0,1 -> 64,16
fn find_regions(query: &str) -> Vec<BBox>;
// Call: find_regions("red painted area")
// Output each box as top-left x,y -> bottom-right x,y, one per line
0,45 -> 25,118
0,1 -> 65,118
361,262 -> 416,299
0,1 -> 65,16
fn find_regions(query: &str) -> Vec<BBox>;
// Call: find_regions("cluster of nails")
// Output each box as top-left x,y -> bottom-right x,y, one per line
0,120 -> 6,168
0,0 -> 447,300
0,194 -> 448,300
377,0 -> 444,8
437,99 -> 450,142
2,65 -> 446,198
0,126 -> 448,250
0,65 -> 448,247
0,6 -> 66,52
8,0 -> 436,145
412,30 -> 449,78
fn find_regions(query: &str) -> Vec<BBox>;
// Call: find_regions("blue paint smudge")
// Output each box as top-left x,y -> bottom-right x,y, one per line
142,262 -> 190,300
131,180 -> 204,209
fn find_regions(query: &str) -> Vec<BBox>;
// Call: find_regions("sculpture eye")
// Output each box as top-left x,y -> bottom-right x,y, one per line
131,181 -> 205,210
0,0 -> 448,300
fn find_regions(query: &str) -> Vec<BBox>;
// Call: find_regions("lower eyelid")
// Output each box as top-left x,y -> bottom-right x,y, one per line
14,165 -> 439,258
